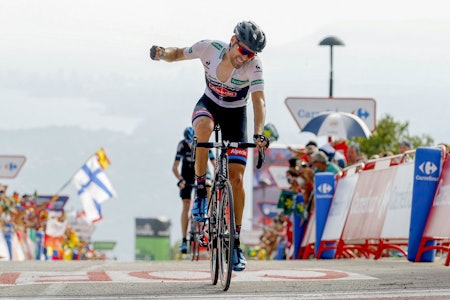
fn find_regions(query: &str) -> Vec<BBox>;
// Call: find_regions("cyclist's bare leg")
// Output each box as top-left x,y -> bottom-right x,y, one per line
229,163 -> 246,228
191,116 -> 214,221
229,162 -> 247,270
181,198 -> 190,238
193,116 -> 214,176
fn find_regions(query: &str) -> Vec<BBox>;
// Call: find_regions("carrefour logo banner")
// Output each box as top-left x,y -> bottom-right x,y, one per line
314,173 -> 336,258
416,160 -> 440,182
408,147 -> 443,262
315,173 -> 335,199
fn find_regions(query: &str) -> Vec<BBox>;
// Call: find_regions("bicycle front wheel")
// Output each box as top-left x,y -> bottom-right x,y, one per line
217,180 -> 235,291
208,185 -> 219,285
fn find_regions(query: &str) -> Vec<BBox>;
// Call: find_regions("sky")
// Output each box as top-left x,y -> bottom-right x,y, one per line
1,0 -> 450,260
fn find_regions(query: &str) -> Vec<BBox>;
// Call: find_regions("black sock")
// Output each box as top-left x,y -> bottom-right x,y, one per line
196,175 -> 207,198
235,226 -> 241,247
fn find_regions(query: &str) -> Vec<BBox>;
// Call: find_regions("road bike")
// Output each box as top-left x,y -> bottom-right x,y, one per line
192,125 -> 265,291
187,181 -> 213,261
187,184 -> 208,261
189,211 -> 205,261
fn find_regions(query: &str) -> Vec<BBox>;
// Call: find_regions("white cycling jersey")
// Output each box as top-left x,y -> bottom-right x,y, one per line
183,40 -> 264,108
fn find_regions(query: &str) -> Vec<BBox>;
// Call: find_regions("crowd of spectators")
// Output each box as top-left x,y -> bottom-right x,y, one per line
0,184 -> 105,261
262,138 -> 445,260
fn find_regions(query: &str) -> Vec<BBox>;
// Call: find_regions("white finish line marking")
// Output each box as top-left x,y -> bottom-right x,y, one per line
0,269 -> 375,285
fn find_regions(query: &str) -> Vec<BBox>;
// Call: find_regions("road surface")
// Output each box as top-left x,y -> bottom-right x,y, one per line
0,257 -> 449,299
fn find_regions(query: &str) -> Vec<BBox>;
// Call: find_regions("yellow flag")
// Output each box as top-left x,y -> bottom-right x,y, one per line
96,148 -> 111,169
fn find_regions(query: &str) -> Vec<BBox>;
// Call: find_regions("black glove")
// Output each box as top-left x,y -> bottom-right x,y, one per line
253,134 -> 270,148
177,179 -> 186,188
150,45 -> 165,60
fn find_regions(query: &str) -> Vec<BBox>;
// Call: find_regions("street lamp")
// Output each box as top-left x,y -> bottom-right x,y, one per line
319,36 -> 345,98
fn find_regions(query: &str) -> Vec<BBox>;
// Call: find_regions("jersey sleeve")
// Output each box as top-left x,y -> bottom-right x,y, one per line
247,57 -> 264,94
183,40 -> 211,59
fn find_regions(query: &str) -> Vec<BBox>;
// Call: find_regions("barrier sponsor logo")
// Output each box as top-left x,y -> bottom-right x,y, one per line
416,161 -> 439,181
419,161 -> 438,175
317,183 -> 333,196
408,147 -> 442,262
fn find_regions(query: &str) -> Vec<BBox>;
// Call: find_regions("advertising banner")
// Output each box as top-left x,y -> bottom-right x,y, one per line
381,162 -> 415,239
135,218 -> 171,261
342,167 -> 396,240
285,97 -> 376,131
322,173 -> 359,241
0,155 -> 26,178
314,173 -> 335,258
408,148 -> 442,262
424,155 -> 450,238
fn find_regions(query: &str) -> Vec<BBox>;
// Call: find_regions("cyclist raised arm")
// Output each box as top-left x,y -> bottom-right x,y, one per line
152,20 -> 269,272
149,46 -> 186,62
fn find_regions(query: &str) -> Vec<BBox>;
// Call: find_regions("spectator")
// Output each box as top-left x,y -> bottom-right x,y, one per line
287,146 -> 305,160
305,141 -> 319,167
319,143 -> 347,169
381,151 -> 394,158
287,157 -> 299,176
258,215 -> 285,260
438,143 -> 449,154
370,154 -> 380,160
347,143 -> 365,166
399,140 -> 411,154
285,169 -> 303,193
296,160 -> 314,207
399,140 -> 413,163
311,151 -> 342,175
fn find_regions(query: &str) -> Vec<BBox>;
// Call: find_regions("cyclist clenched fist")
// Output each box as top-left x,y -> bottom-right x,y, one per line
149,45 -> 165,61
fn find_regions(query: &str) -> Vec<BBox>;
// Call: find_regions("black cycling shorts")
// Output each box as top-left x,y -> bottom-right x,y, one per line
192,94 -> 248,166
180,185 -> 194,199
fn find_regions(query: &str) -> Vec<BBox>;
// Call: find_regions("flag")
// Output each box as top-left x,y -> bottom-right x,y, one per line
96,147 -> 111,169
72,155 -> 117,223
263,123 -> 279,143
45,213 -> 68,237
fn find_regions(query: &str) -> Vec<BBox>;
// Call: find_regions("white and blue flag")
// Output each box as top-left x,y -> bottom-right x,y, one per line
72,156 -> 117,223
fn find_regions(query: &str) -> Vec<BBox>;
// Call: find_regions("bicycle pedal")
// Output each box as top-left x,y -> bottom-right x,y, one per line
196,235 -> 207,247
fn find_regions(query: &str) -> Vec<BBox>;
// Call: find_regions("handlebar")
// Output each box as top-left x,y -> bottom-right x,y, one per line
256,147 -> 265,169
196,141 -> 265,169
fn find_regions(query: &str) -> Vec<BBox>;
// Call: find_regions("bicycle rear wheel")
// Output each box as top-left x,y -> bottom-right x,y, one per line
190,220 -> 200,261
208,186 -> 219,285
218,180 -> 235,291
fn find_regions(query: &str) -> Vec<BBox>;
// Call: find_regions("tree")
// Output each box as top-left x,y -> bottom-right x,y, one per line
352,114 -> 434,158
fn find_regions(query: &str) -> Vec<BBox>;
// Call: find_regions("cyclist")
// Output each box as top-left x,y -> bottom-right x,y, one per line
172,126 -> 215,254
151,20 -> 270,271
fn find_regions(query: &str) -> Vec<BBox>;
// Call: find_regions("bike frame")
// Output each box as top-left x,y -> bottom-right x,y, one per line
192,124 -> 265,291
